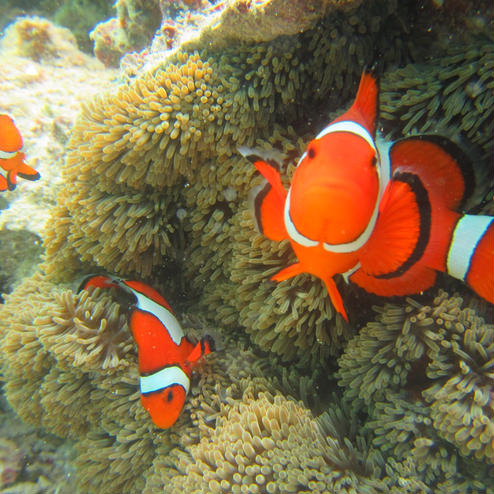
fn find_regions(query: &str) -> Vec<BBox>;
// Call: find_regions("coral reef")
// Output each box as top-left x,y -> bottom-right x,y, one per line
0,17 -> 116,239
0,0 -> 493,492
0,273 -> 288,493
337,290 -> 494,487
0,0 -> 113,53
42,0 -> 430,366
380,42 -> 494,166
150,390 -> 387,494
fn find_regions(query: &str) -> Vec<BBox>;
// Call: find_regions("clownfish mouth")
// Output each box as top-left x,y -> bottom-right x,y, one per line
286,180 -> 379,251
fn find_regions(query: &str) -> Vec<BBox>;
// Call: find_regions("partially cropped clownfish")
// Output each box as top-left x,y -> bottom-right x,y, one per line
242,70 -> 494,321
0,114 -> 40,192
79,274 -> 214,429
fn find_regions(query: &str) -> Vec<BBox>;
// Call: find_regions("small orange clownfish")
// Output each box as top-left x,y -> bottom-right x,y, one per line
242,70 -> 494,321
79,275 -> 214,429
0,114 -> 40,192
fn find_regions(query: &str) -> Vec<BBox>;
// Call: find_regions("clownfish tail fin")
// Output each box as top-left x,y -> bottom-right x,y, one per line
446,215 -> 494,304
186,335 -> 215,365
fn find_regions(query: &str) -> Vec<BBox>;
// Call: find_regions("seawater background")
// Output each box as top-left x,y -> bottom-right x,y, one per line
0,0 -> 492,493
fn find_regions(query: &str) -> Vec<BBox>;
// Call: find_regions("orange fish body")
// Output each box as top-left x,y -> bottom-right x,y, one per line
80,275 -> 214,429
0,114 -> 40,191
246,71 -> 494,320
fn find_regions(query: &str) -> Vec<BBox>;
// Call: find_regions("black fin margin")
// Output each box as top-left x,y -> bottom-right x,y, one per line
253,182 -> 272,236
402,134 -> 476,210
238,146 -> 282,170
375,172 -> 431,279
201,334 -> 216,353
17,171 -> 41,181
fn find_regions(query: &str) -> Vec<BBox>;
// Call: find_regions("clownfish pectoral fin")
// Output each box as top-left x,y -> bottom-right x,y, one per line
6,171 -> 17,190
16,160 -> 41,182
359,176 -> 425,279
271,262 -> 305,283
240,147 -> 288,241
323,277 -> 348,322
186,335 -> 215,366
356,174 -> 439,297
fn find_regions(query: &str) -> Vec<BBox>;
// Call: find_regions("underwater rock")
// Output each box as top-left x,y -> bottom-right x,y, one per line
90,0 -> 162,68
0,229 -> 43,299
0,16 -> 93,65
192,0 -> 329,46
0,438 -> 23,487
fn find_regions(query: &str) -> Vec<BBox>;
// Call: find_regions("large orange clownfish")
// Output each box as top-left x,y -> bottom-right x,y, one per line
242,70 -> 494,321
0,114 -> 40,191
80,275 -> 214,428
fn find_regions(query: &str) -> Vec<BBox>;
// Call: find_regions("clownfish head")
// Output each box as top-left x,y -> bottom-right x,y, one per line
140,384 -> 187,429
288,128 -> 380,248
0,114 -> 23,155
284,71 -> 386,254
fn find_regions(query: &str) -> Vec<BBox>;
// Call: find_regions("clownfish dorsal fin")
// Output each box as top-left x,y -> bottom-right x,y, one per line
342,70 -> 379,137
77,274 -> 115,292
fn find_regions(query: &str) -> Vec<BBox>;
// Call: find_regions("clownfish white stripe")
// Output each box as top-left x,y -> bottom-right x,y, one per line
284,189 -> 318,247
296,151 -> 307,167
341,262 -> 361,283
0,149 -> 17,159
140,365 -> 190,395
126,287 -> 185,345
316,121 -> 377,152
376,137 -> 391,197
447,215 -> 494,281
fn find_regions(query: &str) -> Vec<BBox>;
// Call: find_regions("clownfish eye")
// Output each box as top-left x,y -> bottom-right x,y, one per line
167,389 -> 173,402
307,147 -> 316,159
371,156 -> 377,168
